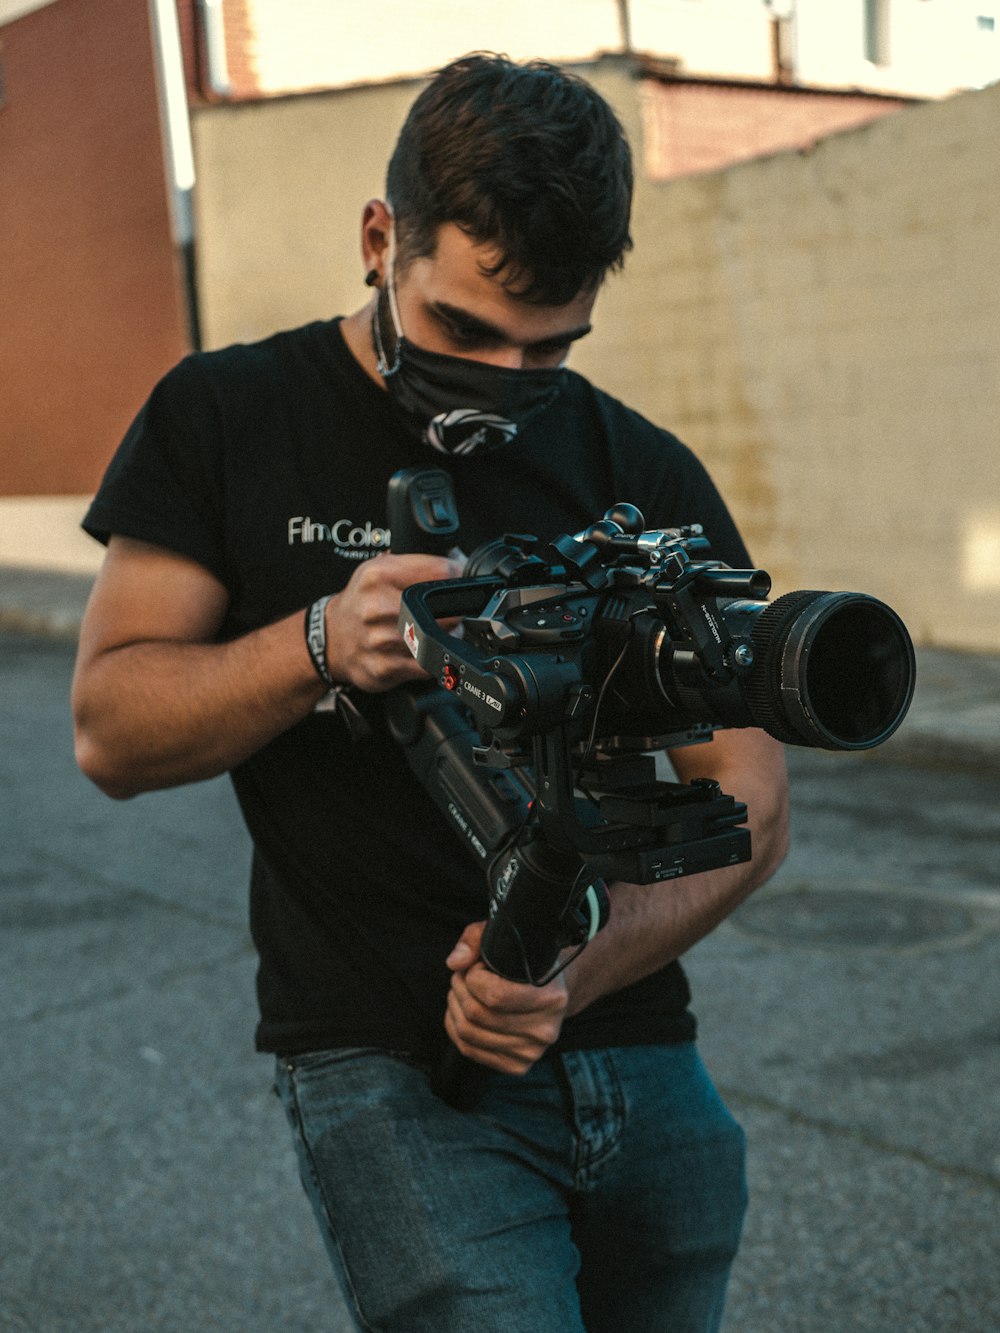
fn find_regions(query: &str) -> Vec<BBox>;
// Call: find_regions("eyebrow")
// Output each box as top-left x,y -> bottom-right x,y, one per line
431,301 -> 593,350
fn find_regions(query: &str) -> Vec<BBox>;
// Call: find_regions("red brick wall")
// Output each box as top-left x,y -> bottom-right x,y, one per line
643,80 -> 908,181
0,0 -> 189,495
177,0 -> 259,103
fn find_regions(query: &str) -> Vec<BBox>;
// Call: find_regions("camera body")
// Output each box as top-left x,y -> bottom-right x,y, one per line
400,504 -> 914,757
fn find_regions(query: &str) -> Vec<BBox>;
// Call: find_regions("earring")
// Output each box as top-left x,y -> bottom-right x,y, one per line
364,269 -> 379,288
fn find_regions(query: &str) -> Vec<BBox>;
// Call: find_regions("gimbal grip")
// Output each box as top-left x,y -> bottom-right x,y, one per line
431,1045 -> 494,1111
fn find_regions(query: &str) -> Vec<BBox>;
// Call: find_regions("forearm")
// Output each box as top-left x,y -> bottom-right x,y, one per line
564,732 -> 789,1017
564,849 -> 780,1018
73,611 -> 325,798
444,730 -> 789,1072
442,844 -> 782,1077
73,539 -> 458,799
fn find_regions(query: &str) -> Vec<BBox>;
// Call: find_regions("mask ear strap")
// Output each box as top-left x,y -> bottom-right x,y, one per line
385,221 -> 405,343
372,290 -> 399,377
373,211 -> 404,377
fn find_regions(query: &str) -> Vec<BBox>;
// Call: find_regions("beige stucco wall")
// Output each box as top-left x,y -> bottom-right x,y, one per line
573,69 -> 1000,652
192,61 -> 1000,652
192,78 -> 421,348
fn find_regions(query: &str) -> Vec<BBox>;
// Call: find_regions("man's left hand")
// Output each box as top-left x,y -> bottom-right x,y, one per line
444,922 -> 569,1075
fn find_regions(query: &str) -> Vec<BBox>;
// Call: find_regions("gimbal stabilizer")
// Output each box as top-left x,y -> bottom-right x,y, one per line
384,471 -> 736,1105
384,467 -> 915,1108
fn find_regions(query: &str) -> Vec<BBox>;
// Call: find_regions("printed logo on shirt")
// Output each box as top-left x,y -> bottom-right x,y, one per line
287,516 -> 390,560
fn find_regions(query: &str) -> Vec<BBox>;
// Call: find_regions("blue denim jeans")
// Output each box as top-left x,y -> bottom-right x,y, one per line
274,1043 -> 747,1332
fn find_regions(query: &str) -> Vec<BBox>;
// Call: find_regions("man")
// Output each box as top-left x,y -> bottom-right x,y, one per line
73,54 -> 788,1332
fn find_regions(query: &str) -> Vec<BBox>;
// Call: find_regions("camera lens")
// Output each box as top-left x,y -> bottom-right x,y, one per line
743,591 -> 916,750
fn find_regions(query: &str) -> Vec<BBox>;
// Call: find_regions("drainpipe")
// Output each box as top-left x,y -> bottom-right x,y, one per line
148,0 -> 201,349
616,0 -> 633,55
199,0 -> 232,98
763,0 -> 797,85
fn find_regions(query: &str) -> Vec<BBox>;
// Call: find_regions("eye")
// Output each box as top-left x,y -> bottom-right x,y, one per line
443,319 -> 494,349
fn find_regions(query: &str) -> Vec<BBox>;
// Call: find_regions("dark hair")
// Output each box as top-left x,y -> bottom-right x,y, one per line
386,53 -> 633,305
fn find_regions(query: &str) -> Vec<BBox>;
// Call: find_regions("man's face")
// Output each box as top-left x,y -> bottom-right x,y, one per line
390,223 -> 597,371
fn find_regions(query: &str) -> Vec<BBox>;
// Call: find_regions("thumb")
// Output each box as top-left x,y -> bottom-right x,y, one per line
446,920 -> 486,972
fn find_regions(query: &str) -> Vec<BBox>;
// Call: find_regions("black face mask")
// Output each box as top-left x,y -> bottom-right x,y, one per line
372,273 -> 566,457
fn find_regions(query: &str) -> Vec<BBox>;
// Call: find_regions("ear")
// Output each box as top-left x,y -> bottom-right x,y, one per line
360,199 -> 393,284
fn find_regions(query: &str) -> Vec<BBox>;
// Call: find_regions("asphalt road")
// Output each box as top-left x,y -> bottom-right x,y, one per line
3,630 -> 998,1332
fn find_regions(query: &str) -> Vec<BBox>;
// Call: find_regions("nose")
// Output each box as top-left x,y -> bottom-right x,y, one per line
475,346 -> 527,371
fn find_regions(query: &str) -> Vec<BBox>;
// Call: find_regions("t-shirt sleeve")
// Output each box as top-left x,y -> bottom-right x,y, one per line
651,439 -> 753,571
598,389 -> 754,570
82,355 -> 230,586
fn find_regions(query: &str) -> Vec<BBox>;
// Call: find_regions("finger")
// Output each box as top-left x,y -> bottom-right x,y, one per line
444,1003 -> 545,1075
370,553 -> 457,590
461,963 -> 569,1016
447,971 -> 515,1038
445,997 -> 528,1052
448,970 -> 566,1045
445,997 -> 561,1074
445,921 -> 485,973
359,654 -> 433,693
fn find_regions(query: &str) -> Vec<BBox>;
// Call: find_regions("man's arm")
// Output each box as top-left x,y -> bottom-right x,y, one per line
443,727 -> 789,1073
72,535 -> 454,799
562,727 -> 789,1014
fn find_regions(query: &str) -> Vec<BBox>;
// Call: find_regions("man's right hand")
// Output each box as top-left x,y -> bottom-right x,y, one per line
324,552 -> 459,693
72,538 -> 457,799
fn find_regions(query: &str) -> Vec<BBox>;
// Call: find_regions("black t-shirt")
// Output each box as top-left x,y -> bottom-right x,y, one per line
85,318 -> 752,1062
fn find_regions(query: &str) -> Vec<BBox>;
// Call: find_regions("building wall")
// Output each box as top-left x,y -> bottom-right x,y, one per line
179,0 -> 1000,101
640,78 -> 907,180
0,0 -> 189,498
191,76 -> 421,348
630,0 -> 776,79
574,66 -> 1000,652
793,0 -> 1000,97
191,61 -> 1000,652
239,0 -> 623,93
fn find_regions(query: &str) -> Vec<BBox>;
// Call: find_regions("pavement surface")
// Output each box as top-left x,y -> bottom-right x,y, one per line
2,564 -> 999,1331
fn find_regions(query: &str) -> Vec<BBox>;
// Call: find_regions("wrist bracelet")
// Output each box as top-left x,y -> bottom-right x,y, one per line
305,595 -> 335,689
304,595 -> 372,741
